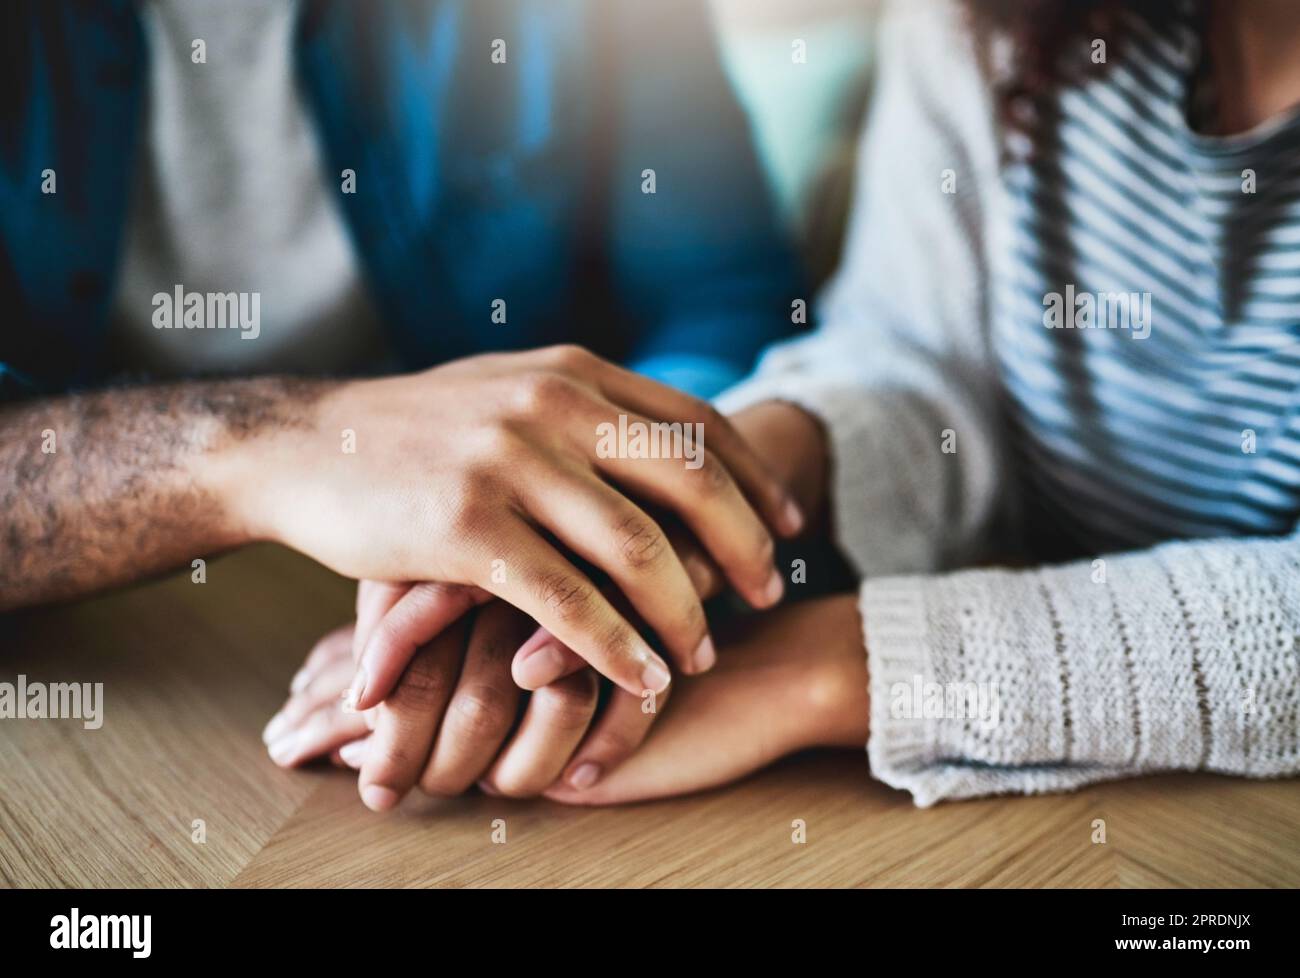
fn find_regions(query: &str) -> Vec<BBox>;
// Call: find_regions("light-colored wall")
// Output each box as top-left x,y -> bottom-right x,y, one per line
712,0 -> 880,30
711,0 -> 880,279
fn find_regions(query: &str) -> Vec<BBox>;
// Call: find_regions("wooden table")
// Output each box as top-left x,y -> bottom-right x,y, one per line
3,545 -> 1298,888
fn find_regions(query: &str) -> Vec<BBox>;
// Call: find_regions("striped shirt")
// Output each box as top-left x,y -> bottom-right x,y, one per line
996,6 -> 1300,558
720,0 -> 1300,803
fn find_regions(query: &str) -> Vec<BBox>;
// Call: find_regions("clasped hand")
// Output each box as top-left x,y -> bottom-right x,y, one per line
255,348 -> 865,808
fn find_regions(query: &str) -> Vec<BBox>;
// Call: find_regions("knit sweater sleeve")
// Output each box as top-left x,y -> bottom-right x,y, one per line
717,0 -> 1008,577
861,535 -> 1300,806
718,0 -> 1300,805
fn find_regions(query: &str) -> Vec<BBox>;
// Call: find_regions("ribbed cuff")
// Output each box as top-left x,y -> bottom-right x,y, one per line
856,532 -> 1300,806
859,566 -> 1147,807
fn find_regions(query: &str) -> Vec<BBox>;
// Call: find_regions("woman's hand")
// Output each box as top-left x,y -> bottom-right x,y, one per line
267,593 -> 867,809
542,593 -> 869,806
232,346 -> 803,709
266,601 -> 669,809
728,400 -> 832,533
264,623 -> 367,768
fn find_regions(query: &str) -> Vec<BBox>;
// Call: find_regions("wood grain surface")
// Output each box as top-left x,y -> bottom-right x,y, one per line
2,544 -> 1297,888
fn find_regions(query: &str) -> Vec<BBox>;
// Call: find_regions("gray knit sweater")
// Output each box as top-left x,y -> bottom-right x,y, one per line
720,0 -> 1300,806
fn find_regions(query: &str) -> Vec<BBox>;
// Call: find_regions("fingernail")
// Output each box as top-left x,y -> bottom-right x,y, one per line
762,568 -> 784,607
692,635 -> 717,674
519,636 -> 557,660
477,779 -> 502,797
515,642 -> 565,688
262,711 -> 290,744
339,739 -> 368,769
640,656 -> 671,694
341,667 -> 367,713
569,762 -> 602,790
361,784 -> 399,812
782,497 -> 804,535
289,670 -> 310,693
516,627 -> 552,659
267,733 -> 300,765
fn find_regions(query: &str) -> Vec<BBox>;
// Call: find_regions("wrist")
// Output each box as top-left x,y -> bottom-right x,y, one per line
798,594 -> 871,749
194,376 -> 341,547
204,427 -> 275,546
730,400 -> 831,531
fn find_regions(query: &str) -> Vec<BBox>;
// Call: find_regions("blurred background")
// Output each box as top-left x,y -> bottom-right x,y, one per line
712,0 -> 880,285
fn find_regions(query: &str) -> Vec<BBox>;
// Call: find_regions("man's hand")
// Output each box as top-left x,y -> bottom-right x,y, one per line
339,398 -> 834,702
2,348 -> 801,704
240,346 -> 802,705
503,399 -> 834,692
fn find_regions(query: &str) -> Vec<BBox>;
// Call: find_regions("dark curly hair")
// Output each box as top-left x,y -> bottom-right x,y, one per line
961,0 -> 1196,128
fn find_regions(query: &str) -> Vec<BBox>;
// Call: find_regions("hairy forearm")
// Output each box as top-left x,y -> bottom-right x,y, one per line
0,376 -> 331,611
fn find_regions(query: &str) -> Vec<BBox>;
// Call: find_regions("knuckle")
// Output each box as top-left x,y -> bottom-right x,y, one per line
467,631 -> 517,669
540,678 -> 598,731
599,621 -> 638,666
407,581 -> 473,620
590,724 -> 643,760
474,421 -> 526,461
692,452 -> 733,499
372,738 -> 416,775
469,614 -> 525,664
614,513 -> 666,571
405,580 -> 447,607
449,683 -> 513,738
442,484 -> 493,535
392,659 -> 450,710
541,343 -> 595,373
511,371 -> 579,415
536,572 -> 597,627
549,700 -> 596,734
